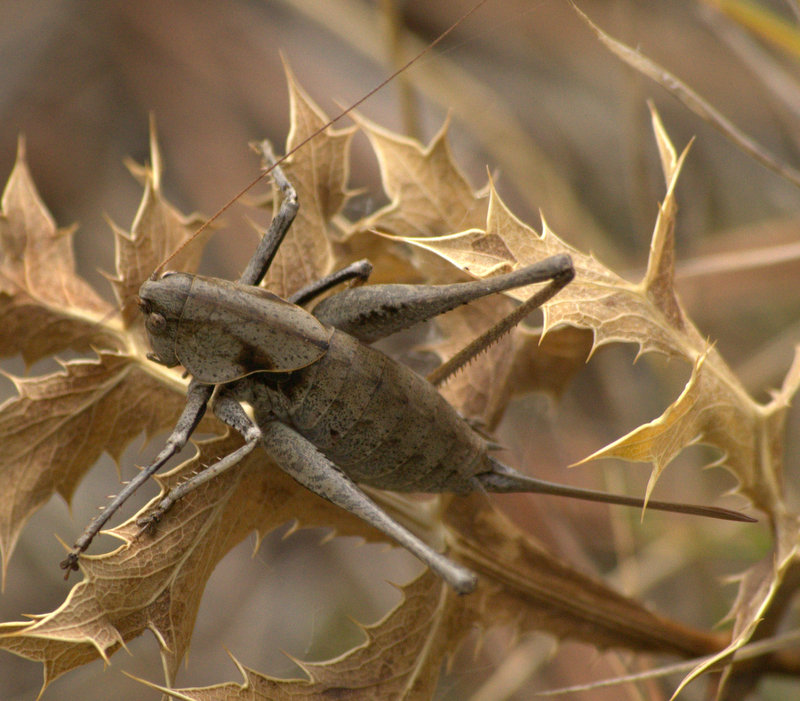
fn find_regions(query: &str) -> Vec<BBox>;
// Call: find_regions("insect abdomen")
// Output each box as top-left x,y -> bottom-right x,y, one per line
259,330 -> 487,492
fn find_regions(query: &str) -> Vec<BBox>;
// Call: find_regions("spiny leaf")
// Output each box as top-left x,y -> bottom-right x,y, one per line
0,131 -> 219,582
134,572 -> 463,700
134,494 -> 730,700
355,114 -> 487,239
388,107 -> 775,504
260,62 -> 356,299
110,119 -> 207,328
576,344 -> 800,515
0,140 -> 119,364
0,352 -> 193,585
0,432 -> 389,690
354,120 -> 584,426
378,106 -> 800,695
670,358 -> 800,697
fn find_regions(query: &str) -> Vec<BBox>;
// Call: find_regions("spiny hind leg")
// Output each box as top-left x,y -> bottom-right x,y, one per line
312,254 -> 574,343
261,420 -> 478,594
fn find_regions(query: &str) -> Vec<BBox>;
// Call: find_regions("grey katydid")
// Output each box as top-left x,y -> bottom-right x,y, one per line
60,4 -> 754,595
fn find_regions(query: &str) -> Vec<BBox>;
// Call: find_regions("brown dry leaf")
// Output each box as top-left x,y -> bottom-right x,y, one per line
0,73 -> 783,699
111,119 -> 208,328
354,114 -> 488,239
339,112 -> 491,291
0,139 -> 217,586
360,115 -> 704,427
127,491 -> 729,700
135,572 -> 463,701
389,104 -> 789,508
0,140 -> 119,364
351,118 -> 583,427
0,433 -> 388,688
136,531 -> 726,701
260,63 -> 355,299
0,352 -> 199,587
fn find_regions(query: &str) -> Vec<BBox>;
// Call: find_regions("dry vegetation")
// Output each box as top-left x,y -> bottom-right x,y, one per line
1,1 -> 800,700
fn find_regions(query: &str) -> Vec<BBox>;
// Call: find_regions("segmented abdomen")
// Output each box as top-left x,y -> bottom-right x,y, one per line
257,330 -> 487,492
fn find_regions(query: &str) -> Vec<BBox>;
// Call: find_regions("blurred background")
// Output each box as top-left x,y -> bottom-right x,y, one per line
1,0 -> 799,699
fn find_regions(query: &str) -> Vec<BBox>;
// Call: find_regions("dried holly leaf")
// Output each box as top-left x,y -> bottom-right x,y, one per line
260,63 -> 355,299
355,115 -> 488,239
351,120 -> 572,427
124,490 -> 730,699
0,140 -> 120,363
577,346 -> 800,514
387,106 -> 770,503
110,120 -> 208,328
0,352 -> 195,586
0,433 -> 388,687
135,571 -> 460,700
134,532 -> 727,701
383,101 -> 800,696
667,362 -> 800,696
0,138 -> 215,584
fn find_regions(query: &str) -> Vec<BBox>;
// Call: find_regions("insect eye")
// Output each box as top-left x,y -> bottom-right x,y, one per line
145,312 -> 167,335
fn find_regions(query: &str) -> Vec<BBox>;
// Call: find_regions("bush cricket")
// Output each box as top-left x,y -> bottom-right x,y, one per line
59,1 -> 753,595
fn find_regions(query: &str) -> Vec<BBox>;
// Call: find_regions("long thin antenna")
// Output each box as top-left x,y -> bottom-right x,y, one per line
153,0 -> 491,278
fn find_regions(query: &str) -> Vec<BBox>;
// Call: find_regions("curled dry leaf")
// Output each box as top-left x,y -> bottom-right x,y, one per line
0,69 -> 791,699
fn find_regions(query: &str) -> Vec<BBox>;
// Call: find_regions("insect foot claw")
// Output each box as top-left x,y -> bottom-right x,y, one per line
59,551 -> 81,579
135,512 -> 162,537
452,570 -> 478,595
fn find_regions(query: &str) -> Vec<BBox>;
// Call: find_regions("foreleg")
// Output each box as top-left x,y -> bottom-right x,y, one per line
238,141 -> 298,287
136,387 -> 262,528
60,380 -> 214,574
